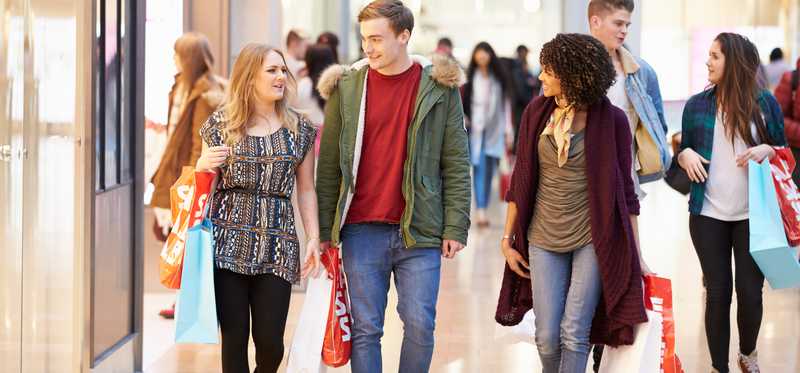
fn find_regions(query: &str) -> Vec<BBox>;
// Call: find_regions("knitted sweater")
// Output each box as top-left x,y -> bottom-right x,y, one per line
495,95 -> 647,347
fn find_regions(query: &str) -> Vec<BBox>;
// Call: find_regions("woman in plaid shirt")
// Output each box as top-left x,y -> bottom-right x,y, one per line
678,33 -> 787,373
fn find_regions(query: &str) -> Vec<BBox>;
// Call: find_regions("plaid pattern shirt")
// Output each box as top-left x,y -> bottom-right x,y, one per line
680,88 -> 787,215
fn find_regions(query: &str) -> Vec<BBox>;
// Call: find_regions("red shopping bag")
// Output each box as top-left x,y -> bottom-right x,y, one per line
643,275 -> 685,373
321,247 -> 352,367
499,152 -> 514,201
769,147 -> 800,246
159,167 -> 215,289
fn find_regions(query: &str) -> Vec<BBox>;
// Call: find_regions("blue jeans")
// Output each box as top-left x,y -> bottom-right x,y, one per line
340,223 -> 442,373
473,149 -> 499,209
530,244 -> 602,373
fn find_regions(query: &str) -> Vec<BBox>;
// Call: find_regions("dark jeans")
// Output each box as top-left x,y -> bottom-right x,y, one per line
214,268 -> 292,373
689,215 -> 764,373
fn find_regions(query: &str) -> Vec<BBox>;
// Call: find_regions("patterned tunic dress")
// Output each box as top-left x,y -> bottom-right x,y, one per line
200,110 -> 317,284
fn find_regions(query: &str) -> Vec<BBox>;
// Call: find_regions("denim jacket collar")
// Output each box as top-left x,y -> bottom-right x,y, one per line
617,47 -> 640,75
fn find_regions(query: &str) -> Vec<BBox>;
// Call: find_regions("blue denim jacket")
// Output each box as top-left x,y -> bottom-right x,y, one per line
625,54 -> 672,183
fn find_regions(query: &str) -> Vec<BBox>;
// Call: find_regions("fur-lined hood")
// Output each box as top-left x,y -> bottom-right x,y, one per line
317,54 -> 465,100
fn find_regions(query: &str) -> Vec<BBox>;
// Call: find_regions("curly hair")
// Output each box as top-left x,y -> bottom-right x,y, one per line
539,33 -> 615,107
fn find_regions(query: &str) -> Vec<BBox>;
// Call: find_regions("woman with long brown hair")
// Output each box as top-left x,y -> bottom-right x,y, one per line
150,32 -> 225,318
678,32 -> 786,373
195,43 -> 320,373
462,41 -> 514,228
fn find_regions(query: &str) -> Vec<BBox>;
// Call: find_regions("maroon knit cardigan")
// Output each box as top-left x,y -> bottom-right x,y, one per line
495,95 -> 647,347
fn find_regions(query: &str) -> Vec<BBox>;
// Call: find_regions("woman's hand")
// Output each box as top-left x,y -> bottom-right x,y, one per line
677,148 -> 710,183
301,238 -> 321,279
501,238 -> 530,279
196,145 -> 229,171
736,144 -> 775,167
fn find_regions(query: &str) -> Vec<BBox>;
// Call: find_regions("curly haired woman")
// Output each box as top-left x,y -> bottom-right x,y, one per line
495,33 -> 650,373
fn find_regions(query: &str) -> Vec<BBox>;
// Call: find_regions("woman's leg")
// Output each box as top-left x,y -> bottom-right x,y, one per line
482,156 -> 500,210
214,268 -> 252,373
473,150 -> 489,211
529,246 -> 571,373
249,273 -> 292,373
689,215 -> 735,373
559,244 -> 602,373
731,219 -> 764,356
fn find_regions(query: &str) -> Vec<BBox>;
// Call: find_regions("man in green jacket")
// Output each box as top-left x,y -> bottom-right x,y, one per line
315,1 -> 470,372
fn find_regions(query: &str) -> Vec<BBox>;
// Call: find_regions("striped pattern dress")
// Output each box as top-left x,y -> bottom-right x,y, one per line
200,110 -> 317,284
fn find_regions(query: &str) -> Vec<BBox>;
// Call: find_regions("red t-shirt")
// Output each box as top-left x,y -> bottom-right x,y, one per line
345,63 -> 422,224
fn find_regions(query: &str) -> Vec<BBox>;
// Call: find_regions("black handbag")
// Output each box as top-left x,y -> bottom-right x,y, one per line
664,152 -> 691,195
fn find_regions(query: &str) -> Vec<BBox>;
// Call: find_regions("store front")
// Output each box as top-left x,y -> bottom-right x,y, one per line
0,0 -> 145,372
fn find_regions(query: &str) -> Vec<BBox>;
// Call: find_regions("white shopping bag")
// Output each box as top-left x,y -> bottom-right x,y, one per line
286,267 -> 333,373
599,310 -> 663,373
494,309 -> 535,345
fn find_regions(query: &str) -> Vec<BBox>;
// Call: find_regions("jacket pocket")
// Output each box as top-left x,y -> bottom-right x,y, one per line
414,176 -> 444,238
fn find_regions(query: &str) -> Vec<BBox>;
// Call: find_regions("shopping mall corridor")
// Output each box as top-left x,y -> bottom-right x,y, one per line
141,177 -> 800,373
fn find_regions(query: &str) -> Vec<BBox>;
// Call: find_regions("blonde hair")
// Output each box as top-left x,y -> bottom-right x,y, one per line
222,43 -> 299,146
174,32 -> 215,88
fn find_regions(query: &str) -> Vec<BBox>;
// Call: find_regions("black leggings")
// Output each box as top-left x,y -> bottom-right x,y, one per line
214,268 -> 292,373
689,215 -> 764,373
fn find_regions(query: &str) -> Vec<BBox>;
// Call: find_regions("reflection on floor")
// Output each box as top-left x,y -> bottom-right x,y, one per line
142,181 -> 800,373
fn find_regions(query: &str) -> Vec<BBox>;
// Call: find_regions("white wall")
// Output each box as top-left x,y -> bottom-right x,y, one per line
229,0 -> 283,66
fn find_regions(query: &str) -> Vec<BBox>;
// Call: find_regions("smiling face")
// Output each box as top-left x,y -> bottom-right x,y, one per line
589,8 -> 631,51
253,50 -> 289,103
539,66 -> 563,99
707,40 -> 726,85
360,17 -> 410,72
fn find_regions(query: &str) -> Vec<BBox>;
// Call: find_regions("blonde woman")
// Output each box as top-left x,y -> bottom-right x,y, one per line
196,43 -> 320,373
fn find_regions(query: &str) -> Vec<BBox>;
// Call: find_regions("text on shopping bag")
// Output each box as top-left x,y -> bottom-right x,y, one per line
322,247 -> 352,367
770,148 -> 800,246
160,168 -> 215,289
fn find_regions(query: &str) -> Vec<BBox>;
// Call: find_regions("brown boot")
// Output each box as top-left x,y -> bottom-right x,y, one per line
738,351 -> 760,373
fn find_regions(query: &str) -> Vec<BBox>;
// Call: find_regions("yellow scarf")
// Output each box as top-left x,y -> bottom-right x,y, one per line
541,98 -> 575,167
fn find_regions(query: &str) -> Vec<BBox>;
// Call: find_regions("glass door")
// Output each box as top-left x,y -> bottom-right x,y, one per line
0,0 -> 26,371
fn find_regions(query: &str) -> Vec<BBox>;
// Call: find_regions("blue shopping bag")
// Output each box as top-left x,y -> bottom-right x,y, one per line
748,160 -> 800,289
175,218 -> 219,343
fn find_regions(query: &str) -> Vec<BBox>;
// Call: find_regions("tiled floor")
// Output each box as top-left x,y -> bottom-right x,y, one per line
142,180 -> 800,373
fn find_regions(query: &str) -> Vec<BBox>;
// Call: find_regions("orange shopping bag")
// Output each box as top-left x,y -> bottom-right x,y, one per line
643,275 -> 685,373
159,167 -> 215,289
321,247 -> 352,367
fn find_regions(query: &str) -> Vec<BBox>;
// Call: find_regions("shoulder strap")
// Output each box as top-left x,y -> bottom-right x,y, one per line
792,70 -> 799,93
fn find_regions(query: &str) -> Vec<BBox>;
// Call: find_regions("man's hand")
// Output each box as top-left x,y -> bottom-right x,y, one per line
441,239 -> 465,259
320,240 -> 332,251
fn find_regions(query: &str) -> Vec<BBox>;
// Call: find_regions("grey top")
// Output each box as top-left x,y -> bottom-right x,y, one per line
528,131 -> 592,252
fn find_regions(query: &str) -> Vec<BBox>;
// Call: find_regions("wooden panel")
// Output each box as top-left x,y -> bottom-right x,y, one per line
92,184 -> 134,362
